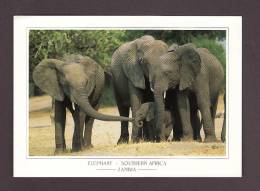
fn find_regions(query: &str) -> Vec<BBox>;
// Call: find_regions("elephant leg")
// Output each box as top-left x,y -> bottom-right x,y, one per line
54,100 -> 66,154
142,121 -> 150,141
117,105 -> 130,144
210,94 -> 219,128
83,101 -> 100,148
191,110 -> 202,142
172,96 -> 182,141
221,114 -> 226,142
196,89 -> 217,142
221,94 -> 226,142
129,82 -> 143,143
147,121 -> 155,141
83,116 -> 94,149
177,91 -> 193,141
189,94 -> 202,141
72,106 -> 86,152
113,85 -> 130,144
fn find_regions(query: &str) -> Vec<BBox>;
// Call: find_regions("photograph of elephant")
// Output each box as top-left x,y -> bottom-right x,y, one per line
29,30 -> 226,156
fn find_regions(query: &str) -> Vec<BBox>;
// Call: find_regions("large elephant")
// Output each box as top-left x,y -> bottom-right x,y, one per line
149,43 -> 224,142
111,35 -> 168,143
33,55 -> 132,153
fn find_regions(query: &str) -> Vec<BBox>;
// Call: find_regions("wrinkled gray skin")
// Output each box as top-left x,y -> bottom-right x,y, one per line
150,43 -> 224,142
33,55 -> 132,153
165,88 -> 202,142
111,35 -> 168,143
221,93 -> 226,142
135,102 -> 173,141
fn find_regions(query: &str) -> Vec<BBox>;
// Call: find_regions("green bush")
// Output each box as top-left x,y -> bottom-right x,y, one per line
100,87 -> 116,108
29,30 -> 128,96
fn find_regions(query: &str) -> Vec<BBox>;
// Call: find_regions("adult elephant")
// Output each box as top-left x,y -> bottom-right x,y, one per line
33,55 -> 132,153
111,35 -> 168,143
149,43 -> 224,142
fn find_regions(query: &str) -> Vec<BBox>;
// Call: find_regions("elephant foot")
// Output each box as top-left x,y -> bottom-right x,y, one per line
196,138 -> 202,142
84,144 -> 94,149
132,136 -> 140,144
204,136 -> 217,143
159,134 -> 166,142
194,136 -> 202,142
181,135 -> 194,142
172,137 -> 181,142
72,147 -> 82,152
117,136 -> 129,144
155,138 -> 161,143
72,143 -> 84,152
54,148 -> 67,155
142,135 -> 151,142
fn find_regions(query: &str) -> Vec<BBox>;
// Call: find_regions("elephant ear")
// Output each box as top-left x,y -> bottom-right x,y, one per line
122,42 -> 145,89
81,77 -> 95,101
178,47 -> 201,91
81,60 -> 99,98
32,59 -> 64,101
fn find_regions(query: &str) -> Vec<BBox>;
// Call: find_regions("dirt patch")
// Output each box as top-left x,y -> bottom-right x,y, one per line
29,95 -> 226,156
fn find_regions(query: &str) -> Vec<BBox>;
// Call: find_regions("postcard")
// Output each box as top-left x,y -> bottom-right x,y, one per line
13,16 -> 242,177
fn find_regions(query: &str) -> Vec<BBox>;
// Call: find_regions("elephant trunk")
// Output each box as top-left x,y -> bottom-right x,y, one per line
75,96 -> 133,122
154,86 -> 165,140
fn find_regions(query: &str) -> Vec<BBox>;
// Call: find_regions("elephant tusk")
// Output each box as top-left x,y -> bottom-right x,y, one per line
72,102 -> 75,110
151,87 -> 154,92
163,91 -> 166,99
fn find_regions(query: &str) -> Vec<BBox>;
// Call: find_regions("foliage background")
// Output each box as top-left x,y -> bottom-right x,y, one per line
29,30 -> 226,106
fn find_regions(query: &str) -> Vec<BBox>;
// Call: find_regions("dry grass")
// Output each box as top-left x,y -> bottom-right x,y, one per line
29,95 -> 226,156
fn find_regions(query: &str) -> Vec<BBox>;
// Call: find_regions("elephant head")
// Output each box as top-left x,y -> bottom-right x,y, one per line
134,102 -> 174,140
134,102 -> 155,128
121,35 -> 168,89
149,43 -> 201,138
33,56 -> 132,122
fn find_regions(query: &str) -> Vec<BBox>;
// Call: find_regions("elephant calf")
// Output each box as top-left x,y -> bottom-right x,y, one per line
135,102 -> 173,141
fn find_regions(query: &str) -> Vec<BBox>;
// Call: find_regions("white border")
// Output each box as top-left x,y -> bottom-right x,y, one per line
13,16 -> 242,177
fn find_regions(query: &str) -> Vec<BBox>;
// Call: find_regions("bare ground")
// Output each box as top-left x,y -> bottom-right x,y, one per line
29,95 -> 225,156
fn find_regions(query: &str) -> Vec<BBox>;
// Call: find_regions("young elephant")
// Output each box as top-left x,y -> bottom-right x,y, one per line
135,102 -> 173,141
33,55 -> 132,153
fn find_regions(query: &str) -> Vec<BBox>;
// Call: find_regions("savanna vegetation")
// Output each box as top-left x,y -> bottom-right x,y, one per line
29,30 -> 226,106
